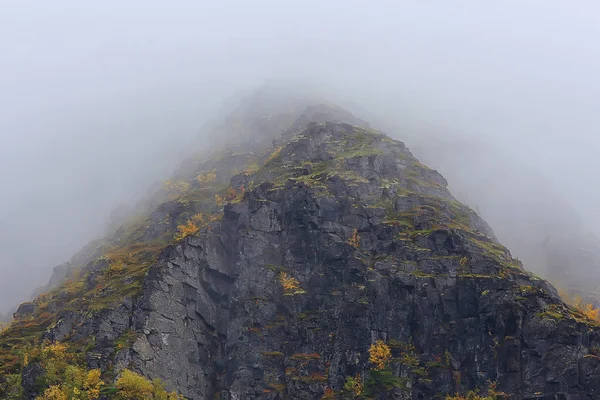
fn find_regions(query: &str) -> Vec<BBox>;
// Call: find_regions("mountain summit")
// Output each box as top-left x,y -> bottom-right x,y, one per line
1,95 -> 600,399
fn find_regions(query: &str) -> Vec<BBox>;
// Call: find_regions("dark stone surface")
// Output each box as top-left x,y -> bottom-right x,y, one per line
30,109 -> 600,399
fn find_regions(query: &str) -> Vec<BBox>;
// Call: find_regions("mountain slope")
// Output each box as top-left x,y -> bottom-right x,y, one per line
404,134 -> 600,301
2,98 -> 600,399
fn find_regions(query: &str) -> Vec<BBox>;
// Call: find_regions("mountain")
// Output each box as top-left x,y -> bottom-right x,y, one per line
397,132 -> 600,303
2,92 -> 600,399
338,104 -> 600,305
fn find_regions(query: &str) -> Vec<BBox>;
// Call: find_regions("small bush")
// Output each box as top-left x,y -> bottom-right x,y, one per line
174,220 -> 199,241
278,272 -> 305,295
343,374 -> 363,396
321,387 -> 336,399
38,385 -> 68,400
574,296 -> 600,321
369,340 -> 392,370
348,229 -> 360,249
196,170 -> 216,184
215,186 -> 245,207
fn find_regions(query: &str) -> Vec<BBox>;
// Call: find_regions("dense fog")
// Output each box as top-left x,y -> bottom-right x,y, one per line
2,0 -> 600,314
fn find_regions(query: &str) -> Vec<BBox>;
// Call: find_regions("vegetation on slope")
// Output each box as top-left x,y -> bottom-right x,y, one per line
0,156 -> 244,397
0,117 -> 596,399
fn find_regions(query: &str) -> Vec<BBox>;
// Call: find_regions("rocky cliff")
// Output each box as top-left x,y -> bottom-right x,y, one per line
404,135 -> 600,305
2,96 -> 600,399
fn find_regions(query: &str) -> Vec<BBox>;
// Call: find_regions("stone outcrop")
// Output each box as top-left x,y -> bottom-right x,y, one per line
4,98 -> 600,399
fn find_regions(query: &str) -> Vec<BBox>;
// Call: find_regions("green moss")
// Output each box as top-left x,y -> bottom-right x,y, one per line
413,366 -> 430,376
470,237 -> 510,260
264,146 -> 283,166
290,353 -> 321,360
265,264 -> 289,273
519,285 -> 543,296
114,330 -> 139,351
363,369 -> 406,396
337,145 -> 382,159
384,218 -> 413,227
458,273 -> 496,279
261,351 -> 285,357
538,310 -> 564,320
297,311 -> 320,321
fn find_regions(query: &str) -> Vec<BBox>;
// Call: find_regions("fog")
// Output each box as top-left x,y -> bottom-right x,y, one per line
2,0 -> 600,313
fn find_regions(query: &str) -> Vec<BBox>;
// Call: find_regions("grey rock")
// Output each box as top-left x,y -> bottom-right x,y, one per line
17,104 -> 600,400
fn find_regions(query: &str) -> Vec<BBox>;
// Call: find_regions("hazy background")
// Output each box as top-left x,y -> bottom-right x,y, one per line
2,0 -> 600,313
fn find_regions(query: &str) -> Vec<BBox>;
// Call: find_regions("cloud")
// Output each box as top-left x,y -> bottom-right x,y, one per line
1,0 -> 600,311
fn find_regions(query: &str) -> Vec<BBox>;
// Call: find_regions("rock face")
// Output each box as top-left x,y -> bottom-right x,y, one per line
3,96 -> 600,399
404,134 -> 600,305
129,120 -> 600,399
12,302 -> 35,319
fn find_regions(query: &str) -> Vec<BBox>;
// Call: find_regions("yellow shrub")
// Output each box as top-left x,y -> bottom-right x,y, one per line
279,272 -> 300,293
174,220 -> 199,241
583,303 -> 600,321
38,385 -> 68,400
369,340 -> 392,370
163,180 -> 190,193
43,342 -> 69,360
64,279 -> 85,295
196,170 -> 217,184
83,369 -> 103,400
215,186 -> 245,207
191,213 -> 205,224
191,213 -> 221,229
116,370 -> 154,399
116,370 -> 182,400
106,261 -> 125,276
563,293 -> 600,323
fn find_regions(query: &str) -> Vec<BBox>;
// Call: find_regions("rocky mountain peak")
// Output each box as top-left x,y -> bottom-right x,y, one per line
1,101 -> 600,399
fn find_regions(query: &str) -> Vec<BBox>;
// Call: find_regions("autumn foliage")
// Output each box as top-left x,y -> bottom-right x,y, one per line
38,367 -> 182,400
573,296 -> 600,322
116,369 -> 154,399
445,381 -> 506,399
348,229 -> 360,249
369,340 -> 392,370
196,170 -> 217,184
558,289 -> 600,323
279,272 -> 300,293
321,387 -> 336,399
174,220 -> 199,241
344,374 -> 363,396
116,369 -> 183,400
215,186 -> 245,207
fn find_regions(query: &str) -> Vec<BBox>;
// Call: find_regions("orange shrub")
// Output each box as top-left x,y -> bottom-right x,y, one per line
369,340 -> 392,370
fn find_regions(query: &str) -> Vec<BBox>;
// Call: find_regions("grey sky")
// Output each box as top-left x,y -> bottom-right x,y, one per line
1,1 -> 600,311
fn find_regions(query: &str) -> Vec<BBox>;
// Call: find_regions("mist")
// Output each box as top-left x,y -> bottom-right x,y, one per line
2,0 -> 600,313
